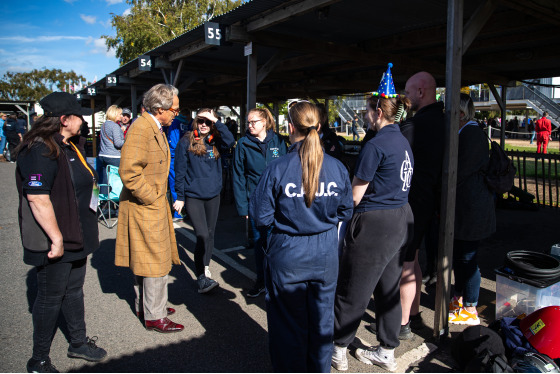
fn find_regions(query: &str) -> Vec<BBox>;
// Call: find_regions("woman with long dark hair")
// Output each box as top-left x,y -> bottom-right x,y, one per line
250,101 -> 353,372
15,92 -> 107,373
174,108 -> 235,293
332,64 -> 414,372
233,107 -> 287,297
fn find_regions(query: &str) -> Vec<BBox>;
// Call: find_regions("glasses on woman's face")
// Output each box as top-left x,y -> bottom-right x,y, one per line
197,118 -> 213,126
247,118 -> 263,127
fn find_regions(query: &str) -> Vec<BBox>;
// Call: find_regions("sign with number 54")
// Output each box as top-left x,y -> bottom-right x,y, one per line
205,22 -> 222,46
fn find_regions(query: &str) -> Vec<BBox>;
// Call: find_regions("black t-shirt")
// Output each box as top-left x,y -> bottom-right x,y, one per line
19,142 -> 99,266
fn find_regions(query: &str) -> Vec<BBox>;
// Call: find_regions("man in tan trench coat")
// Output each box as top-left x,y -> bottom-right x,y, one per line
115,84 -> 183,333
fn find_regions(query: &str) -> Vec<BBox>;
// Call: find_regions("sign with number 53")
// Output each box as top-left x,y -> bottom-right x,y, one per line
205,22 -> 222,46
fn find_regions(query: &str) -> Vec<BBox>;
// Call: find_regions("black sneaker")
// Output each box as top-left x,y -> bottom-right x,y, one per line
410,312 -> 428,331
27,358 -> 59,373
197,275 -> 219,294
365,322 -> 412,340
67,336 -> 107,362
247,284 -> 265,298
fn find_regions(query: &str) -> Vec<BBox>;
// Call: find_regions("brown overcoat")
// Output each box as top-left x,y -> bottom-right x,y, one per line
115,112 -> 180,277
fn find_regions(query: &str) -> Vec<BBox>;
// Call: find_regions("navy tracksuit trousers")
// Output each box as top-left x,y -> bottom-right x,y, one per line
265,227 -> 338,373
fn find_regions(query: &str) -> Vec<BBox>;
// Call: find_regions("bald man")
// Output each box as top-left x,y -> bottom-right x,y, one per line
367,72 -> 445,339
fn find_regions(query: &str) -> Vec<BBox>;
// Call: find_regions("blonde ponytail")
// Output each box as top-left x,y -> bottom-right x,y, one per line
289,102 -> 324,208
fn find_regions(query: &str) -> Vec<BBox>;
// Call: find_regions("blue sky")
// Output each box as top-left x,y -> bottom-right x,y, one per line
0,0 -> 128,84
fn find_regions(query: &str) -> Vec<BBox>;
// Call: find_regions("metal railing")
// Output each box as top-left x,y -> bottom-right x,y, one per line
505,150 -> 559,208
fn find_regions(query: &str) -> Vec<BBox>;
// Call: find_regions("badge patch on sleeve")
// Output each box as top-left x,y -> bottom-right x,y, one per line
28,174 -> 43,187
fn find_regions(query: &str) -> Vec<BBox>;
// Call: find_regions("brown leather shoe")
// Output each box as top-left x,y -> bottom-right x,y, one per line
136,307 -> 176,320
145,317 -> 184,333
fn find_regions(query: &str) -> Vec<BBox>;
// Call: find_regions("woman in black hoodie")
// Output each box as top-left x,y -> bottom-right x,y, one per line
174,108 -> 235,293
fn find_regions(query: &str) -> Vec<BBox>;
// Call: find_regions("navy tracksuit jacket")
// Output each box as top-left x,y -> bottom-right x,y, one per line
249,141 -> 353,373
174,121 -> 235,200
233,129 -> 287,217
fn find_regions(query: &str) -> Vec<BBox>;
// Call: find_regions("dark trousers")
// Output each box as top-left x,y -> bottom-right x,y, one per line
334,204 -> 413,349
266,228 -> 339,373
32,258 -> 88,360
96,156 -> 120,186
185,195 -> 220,277
5,131 -> 20,161
249,215 -> 271,285
452,239 -> 481,307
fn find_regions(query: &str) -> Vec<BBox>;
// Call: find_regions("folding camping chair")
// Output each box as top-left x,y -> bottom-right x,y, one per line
98,165 -> 123,228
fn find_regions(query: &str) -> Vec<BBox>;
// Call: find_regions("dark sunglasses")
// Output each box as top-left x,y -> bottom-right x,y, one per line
197,118 -> 213,126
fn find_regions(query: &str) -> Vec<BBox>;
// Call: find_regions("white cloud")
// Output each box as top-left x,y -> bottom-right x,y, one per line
106,0 -> 124,4
100,19 -> 113,28
0,36 -> 88,43
80,14 -> 97,24
64,0 -> 78,3
87,37 -> 116,58
123,8 -> 131,16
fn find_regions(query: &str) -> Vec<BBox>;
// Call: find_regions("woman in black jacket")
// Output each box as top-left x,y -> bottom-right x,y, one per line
174,108 -> 235,294
16,92 -> 107,373
448,93 -> 496,326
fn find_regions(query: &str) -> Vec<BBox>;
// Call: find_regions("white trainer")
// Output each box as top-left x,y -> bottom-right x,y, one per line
204,266 -> 211,279
331,345 -> 348,371
355,346 -> 397,372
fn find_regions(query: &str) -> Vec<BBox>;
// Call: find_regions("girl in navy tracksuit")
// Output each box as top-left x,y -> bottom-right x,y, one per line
250,101 -> 353,372
174,108 -> 235,293
332,93 -> 414,372
233,107 -> 287,297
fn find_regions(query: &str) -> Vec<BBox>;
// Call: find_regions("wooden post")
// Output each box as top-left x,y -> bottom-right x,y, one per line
434,0 -> 463,340
273,101 -> 280,133
105,95 -> 111,109
91,98 -> 97,157
131,85 -> 137,117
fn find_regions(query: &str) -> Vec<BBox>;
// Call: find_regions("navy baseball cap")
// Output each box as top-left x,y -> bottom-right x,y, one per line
40,92 -> 93,117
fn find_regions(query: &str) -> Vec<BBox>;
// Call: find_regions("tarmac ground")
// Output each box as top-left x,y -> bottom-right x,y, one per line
0,158 -> 558,373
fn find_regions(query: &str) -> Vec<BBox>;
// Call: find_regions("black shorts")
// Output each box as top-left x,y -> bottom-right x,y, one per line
403,192 -> 437,262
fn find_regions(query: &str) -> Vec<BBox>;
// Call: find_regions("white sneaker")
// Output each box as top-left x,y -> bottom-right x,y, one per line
355,346 -> 397,372
331,345 -> 348,371
204,266 -> 211,279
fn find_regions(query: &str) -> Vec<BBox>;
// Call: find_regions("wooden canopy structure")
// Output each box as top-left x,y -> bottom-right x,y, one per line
77,0 -> 560,338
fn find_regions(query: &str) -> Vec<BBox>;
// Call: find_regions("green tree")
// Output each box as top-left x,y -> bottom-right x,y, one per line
103,0 -> 242,65
0,69 -> 86,101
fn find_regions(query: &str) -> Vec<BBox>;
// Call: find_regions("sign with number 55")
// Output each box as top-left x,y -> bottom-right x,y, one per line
205,22 -> 222,46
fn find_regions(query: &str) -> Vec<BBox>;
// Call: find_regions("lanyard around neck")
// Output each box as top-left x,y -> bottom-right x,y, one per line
68,141 -> 95,180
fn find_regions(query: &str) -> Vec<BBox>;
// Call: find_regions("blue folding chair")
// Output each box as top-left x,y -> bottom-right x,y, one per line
98,165 -> 123,228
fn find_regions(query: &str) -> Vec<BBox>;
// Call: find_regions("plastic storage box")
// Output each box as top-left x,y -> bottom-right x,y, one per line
495,266 -> 560,320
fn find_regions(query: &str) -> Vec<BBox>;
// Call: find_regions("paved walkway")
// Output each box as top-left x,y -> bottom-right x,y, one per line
0,160 -> 558,372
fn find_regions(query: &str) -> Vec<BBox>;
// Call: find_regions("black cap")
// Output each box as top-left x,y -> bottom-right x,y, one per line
40,92 -> 93,117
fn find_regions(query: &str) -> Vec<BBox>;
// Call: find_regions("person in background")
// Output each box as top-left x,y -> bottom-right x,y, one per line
351,114 -> 360,141
535,111 -> 552,154
166,108 -> 190,221
233,107 -> 287,298
250,101 -> 353,372
317,103 -> 344,161
332,64 -> 414,372
97,105 -> 124,185
16,92 -> 107,373
115,84 -> 183,333
0,112 -> 7,161
120,108 -> 132,133
4,114 -> 20,162
387,71 -> 444,341
174,108 -> 235,293
448,93 -> 496,325
17,113 -> 28,139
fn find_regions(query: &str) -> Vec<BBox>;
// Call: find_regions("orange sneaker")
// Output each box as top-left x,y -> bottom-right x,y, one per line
449,307 -> 480,325
448,296 -> 463,313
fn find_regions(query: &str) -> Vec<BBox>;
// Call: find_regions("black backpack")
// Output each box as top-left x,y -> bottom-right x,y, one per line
482,139 -> 516,194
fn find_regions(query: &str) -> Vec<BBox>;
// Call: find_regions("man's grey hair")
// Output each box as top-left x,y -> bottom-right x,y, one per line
143,84 -> 179,113
459,93 -> 475,122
